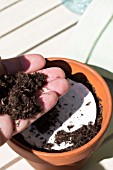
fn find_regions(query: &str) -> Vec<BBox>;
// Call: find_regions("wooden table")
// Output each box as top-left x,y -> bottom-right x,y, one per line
0,1 -> 113,170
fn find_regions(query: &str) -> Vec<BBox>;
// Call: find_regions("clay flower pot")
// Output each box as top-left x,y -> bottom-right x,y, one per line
8,58 -> 112,170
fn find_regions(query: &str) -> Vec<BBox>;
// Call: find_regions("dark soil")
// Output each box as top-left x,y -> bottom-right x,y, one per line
14,72 -> 103,153
0,72 -> 47,120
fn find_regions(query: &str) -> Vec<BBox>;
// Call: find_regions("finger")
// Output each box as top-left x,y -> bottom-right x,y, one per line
2,54 -> 46,74
13,91 -> 58,134
0,114 -> 13,146
38,67 -> 66,82
43,78 -> 69,96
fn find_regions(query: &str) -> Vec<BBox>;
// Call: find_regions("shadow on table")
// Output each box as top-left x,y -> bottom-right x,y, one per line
81,78 -> 113,170
81,132 -> 113,170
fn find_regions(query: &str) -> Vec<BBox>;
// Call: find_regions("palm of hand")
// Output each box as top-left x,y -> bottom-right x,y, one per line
0,54 -> 69,146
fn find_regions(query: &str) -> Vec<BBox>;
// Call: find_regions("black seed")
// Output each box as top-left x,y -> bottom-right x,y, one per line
86,102 -> 91,106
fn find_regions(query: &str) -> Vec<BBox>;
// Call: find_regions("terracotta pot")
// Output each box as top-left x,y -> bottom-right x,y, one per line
8,58 -> 112,170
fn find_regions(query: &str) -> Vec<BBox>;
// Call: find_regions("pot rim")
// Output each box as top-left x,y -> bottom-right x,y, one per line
11,57 -> 112,158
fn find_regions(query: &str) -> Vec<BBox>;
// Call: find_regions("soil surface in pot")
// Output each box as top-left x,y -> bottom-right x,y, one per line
14,73 -> 102,153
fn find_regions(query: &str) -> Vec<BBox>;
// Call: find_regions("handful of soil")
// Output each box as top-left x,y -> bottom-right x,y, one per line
0,72 -> 47,120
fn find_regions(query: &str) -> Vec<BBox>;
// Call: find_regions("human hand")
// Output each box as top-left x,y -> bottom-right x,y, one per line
0,54 -> 69,146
